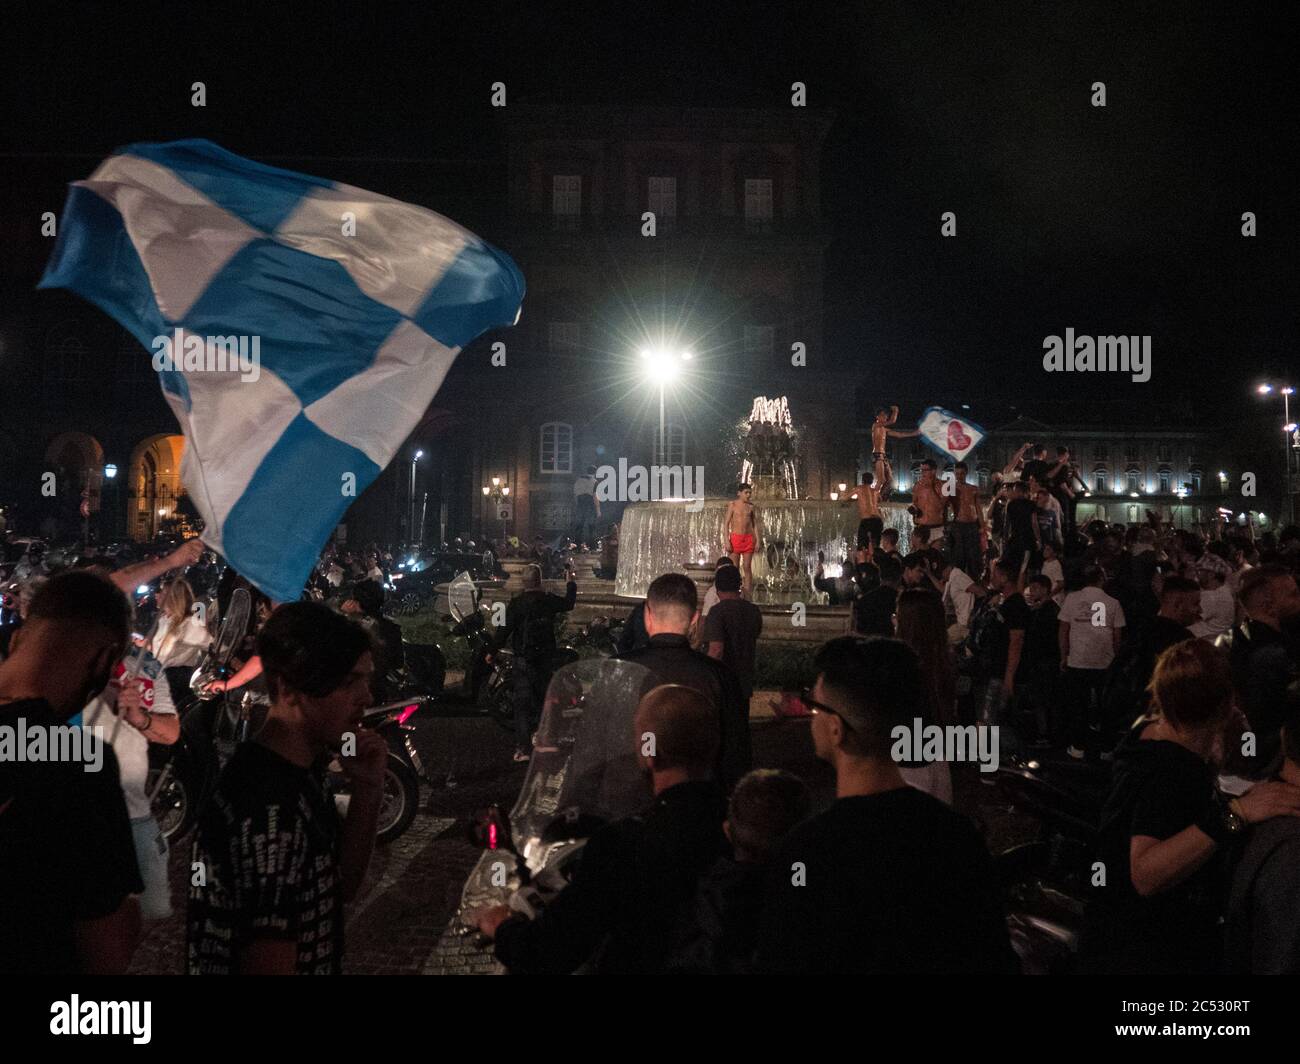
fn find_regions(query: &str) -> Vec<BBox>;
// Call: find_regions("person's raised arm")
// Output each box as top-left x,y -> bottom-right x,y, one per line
110,538 -> 204,593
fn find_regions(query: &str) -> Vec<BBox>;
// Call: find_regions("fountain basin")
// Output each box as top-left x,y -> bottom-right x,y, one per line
615,497 -> 914,600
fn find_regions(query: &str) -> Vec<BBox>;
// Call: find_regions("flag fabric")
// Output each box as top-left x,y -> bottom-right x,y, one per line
39,139 -> 524,602
916,406 -> 987,463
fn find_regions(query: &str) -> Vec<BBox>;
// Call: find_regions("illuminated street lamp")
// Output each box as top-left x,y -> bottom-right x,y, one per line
409,449 -> 424,545
640,346 -> 691,463
1254,382 -> 1296,524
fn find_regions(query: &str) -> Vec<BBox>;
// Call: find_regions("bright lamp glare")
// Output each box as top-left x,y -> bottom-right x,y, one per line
1258,385 -> 1273,394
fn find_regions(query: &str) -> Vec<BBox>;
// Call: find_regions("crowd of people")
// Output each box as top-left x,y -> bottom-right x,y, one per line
3,436 -> 1300,976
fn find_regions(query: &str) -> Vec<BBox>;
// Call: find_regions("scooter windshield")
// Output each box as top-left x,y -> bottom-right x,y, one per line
509,658 -> 655,856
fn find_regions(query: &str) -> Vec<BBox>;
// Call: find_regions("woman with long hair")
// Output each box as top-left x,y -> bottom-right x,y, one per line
151,576 -> 210,706
894,588 -> 956,804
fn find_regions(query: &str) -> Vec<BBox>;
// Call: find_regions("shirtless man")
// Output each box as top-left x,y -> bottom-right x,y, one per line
725,483 -> 761,596
870,405 -> 920,499
909,458 -> 947,549
947,461 -> 987,577
855,471 -> 884,564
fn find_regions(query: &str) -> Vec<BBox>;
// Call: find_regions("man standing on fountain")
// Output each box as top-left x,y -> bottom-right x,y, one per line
725,483 -> 760,597
871,405 -> 920,499
855,470 -> 884,565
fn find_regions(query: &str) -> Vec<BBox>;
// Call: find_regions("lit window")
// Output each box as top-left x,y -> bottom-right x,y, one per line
1094,468 -> 1108,493
539,422 -> 573,474
1158,470 -> 1172,493
1126,469 -> 1140,493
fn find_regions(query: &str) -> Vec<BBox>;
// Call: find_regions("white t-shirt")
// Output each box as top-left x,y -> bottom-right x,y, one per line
1060,587 -> 1125,670
943,567 -> 975,628
1192,585 -> 1235,640
701,584 -> 720,618
1041,558 -> 1065,606
83,647 -> 177,820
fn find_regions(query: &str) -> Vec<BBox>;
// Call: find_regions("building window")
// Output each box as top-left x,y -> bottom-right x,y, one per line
1125,441 -> 1140,463
653,423 -> 687,466
1189,469 -> 1202,493
1128,505 -> 1138,523
548,321 -> 580,351
1157,443 -> 1172,463
1158,469 -> 1172,493
1094,468 -> 1108,494
539,422 -> 573,474
1093,442 -> 1108,461
744,178 -> 773,232
552,175 -> 581,230
743,324 -> 774,363
977,467 -> 990,490
648,176 -> 676,231
1126,468 -> 1140,493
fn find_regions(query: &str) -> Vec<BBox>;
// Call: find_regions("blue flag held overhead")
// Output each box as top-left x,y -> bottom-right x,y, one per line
39,139 -> 525,602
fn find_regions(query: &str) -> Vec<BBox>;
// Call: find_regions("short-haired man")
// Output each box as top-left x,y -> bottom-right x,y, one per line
188,603 -> 387,975
909,459 -> 946,549
492,560 -> 578,762
704,564 -> 764,705
1060,565 -> 1126,759
622,573 -> 751,789
756,638 -> 1017,973
0,571 -> 141,974
725,484 -> 760,597
1229,565 -> 1300,777
476,684 -> 729,973
949,461 -> 986,578
1227,685 -> 1300,973
855,470 -> 885,563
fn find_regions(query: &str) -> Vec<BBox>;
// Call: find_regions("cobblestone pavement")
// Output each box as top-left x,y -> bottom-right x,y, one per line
129,710 -> 1030,975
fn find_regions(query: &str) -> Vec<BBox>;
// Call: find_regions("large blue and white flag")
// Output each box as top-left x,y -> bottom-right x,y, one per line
40,139 -> 524,602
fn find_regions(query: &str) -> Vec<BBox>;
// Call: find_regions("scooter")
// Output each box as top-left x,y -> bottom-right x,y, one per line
992,755 -> 1109,974
456,658 -> 656,943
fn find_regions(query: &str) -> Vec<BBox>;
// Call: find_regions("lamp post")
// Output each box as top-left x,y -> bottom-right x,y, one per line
482,477 -> 510,543
103,463 -> 118,541
408,449 -> 423,546
640,346 -> 691,464
1255,383 -> 1296,525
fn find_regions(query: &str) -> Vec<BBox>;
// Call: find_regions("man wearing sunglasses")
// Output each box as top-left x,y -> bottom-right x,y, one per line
756,637 -> 1017,974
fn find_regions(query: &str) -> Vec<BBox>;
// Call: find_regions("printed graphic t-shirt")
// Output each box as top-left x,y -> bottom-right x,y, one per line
188,742 -> 343,975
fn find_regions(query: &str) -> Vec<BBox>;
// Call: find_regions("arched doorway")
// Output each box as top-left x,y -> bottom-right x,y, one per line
42,432 -> 105,541
128,435 -> 186,542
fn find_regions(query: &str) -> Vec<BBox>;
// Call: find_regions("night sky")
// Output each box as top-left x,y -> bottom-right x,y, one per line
5,2 -> 1295,418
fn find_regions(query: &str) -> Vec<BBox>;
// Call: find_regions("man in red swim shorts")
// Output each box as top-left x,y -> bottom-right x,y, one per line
725,483 -> 760,597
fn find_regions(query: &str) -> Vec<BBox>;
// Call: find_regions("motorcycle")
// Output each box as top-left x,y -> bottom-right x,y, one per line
147,588 -> 425,845
992,755 -> 1109,974
455,659 -> 654,945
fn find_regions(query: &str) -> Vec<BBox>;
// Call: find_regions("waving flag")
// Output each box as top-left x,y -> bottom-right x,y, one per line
39,140 -> 524,602
917,406 -> 986,463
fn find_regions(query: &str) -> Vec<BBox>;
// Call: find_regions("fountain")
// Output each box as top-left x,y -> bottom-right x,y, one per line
615,397 -> 913,601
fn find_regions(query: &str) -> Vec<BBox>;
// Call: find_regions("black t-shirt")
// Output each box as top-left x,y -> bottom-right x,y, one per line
0,699 -> 143,974
703,598 -> 763,695
854,585 -> 898,636
1005,497 -> 1038,543
1021,459 -> 1050,488
979,592 -> 1030,677
1084,724 -> 1226,973
1020,600 -> 1060,674
188,742 -> 344,974
756,787 -> 1018,973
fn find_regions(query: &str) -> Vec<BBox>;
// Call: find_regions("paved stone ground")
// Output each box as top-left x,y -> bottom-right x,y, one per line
129,708 -> 1032,975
